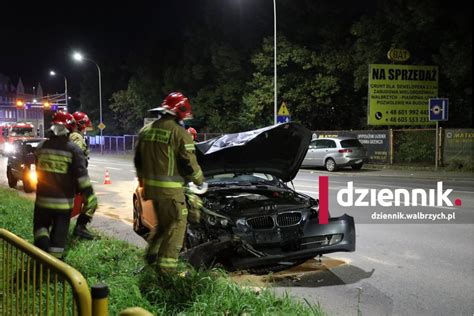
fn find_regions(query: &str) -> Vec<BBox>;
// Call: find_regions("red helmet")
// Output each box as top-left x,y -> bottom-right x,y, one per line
159,92 -> 193,121
52,111 -> 75,127
51,111 -> 75,136
187,127 -> 198,141
72,112 -> 92,131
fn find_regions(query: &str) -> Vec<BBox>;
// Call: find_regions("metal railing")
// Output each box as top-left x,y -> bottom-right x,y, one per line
0,228 -> 92,315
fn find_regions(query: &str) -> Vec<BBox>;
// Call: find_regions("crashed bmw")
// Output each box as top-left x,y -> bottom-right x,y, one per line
133,122 -> 355,273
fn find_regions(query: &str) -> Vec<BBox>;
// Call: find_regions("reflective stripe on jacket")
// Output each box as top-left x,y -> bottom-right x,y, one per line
69,131 -> 89,157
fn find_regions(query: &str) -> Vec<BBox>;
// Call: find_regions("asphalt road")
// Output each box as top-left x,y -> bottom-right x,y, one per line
1,154 -> 473,315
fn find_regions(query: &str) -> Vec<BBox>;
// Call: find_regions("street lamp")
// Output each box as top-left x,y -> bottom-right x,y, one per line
49,70 -> 68,110
72,51 -> 103,154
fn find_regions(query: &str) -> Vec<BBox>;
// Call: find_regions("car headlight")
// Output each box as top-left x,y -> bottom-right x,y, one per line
4,143 -> 14,153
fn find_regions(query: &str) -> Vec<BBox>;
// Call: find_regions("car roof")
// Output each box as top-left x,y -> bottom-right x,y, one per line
315,137 -> 358,141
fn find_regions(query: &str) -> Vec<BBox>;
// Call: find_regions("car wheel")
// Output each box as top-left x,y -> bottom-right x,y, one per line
325,158 -> 337,172
7,167 -> 17,188
133,196 -> 148,236
352,163 -> 363,170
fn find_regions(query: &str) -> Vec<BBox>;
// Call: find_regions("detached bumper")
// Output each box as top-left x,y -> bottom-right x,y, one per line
232,214 -> 355,269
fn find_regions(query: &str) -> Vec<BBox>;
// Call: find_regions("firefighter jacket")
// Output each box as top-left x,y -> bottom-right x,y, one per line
134,116 -> 204,200
35,135 -> 96,212
69,131 -> 90,157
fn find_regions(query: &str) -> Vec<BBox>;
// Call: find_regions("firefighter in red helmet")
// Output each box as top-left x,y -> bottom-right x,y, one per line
134,92 -> 206,275
68,111 -> 95,239
33,111 -> 97,259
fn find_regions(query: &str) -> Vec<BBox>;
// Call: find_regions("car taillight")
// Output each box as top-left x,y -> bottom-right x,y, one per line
338,149 -> 352,153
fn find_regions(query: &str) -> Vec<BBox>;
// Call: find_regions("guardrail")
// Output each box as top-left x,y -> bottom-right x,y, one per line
0,228 -> 92,315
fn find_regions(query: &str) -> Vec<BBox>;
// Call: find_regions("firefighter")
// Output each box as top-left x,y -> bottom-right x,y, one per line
134,92 -> 206,274
69,111 -> 95,239
33,111 -> 97,259
70,111 -> 91,159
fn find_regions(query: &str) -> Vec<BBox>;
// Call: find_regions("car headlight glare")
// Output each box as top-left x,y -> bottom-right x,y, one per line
5,143 -> 14,153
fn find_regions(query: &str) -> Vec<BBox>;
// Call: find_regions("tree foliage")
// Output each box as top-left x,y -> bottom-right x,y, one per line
83,0 -> 471,134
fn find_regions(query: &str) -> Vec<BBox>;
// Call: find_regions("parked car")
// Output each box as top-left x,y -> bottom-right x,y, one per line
133,123 -> 355,273
6,138 -> 43,193
302,137 -> 367,171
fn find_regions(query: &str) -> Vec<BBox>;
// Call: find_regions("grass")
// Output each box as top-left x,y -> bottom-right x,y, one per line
0,187 -> 324,315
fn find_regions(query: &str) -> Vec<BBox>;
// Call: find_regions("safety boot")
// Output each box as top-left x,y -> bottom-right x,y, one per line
74,214 -> 94,239
73,224 -> 94,240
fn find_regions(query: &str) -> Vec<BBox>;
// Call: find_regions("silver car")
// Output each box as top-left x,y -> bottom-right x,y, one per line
302,137 -> 367,171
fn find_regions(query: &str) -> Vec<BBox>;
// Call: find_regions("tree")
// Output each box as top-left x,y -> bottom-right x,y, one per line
242,35 -> 356,130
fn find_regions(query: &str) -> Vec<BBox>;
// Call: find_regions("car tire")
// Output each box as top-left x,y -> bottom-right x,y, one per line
352,163 -> 363,170
325,158 -> 337,172
133,196 -> 148,236
7,167 -> 17,188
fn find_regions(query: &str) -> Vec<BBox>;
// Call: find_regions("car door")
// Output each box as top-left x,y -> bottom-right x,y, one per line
325,139 -> 339,162
303,140 -> 318,166
9,141 -> 23,178
312,139 -> 329,166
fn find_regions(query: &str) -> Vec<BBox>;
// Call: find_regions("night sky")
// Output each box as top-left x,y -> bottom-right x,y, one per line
1,0 -> 272,96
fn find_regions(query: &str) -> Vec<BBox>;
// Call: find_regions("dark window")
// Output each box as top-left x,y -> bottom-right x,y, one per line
326,140 -> 337,148
315,140 -> 327,148
340,139 -> 363,148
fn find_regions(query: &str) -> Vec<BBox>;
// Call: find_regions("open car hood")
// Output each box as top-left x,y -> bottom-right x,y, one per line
195,123 -> 312,182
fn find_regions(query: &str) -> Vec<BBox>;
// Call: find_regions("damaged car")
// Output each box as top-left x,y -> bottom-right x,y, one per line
133,122 -> 355,273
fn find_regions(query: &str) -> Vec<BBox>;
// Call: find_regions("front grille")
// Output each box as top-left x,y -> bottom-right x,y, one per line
247,216 -> 274,229
277,212 -> 302,227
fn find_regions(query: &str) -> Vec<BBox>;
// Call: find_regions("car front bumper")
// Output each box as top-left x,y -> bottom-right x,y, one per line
231,214 -> 355,269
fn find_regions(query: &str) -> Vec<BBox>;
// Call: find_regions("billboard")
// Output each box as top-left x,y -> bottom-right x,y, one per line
368,64 -> 438,125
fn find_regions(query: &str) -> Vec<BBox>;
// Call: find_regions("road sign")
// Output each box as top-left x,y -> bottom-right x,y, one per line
98,122 -> 106,130
278,102 -> 290,116
277,115 -> 291,123
429,98 -> 449,121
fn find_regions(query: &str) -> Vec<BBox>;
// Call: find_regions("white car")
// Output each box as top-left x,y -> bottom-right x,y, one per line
302,137 -> 367,171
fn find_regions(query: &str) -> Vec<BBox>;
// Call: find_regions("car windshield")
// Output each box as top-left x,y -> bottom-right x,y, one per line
206,173 -> 279,186
10,127 -> 33,136
340,139 -> 363,148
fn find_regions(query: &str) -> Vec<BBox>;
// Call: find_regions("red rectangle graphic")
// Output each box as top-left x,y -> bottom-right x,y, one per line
319,176 -> 329,224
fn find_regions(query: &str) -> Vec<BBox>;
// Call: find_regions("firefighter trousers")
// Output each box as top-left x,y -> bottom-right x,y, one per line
146,195 -> 188,272
33,205 -> 72,259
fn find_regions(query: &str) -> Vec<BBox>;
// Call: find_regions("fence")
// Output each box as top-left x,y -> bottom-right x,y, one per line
0,228 -> 92,315
88,128 -> 473,168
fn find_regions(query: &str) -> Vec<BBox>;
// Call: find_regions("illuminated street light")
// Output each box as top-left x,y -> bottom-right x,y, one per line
72,51 -> 104,154
73,52 -> 84,62
49,69 -> 68,110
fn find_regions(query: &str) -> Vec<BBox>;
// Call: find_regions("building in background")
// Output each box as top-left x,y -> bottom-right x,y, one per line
0,74 -> 45,136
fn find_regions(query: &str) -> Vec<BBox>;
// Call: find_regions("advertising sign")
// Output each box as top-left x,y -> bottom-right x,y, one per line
368,64 -> 438,126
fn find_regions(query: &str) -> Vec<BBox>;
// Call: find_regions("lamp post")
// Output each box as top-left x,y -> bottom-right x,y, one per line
49,70 -> 68,111
72,52 -> 103,154
273,0 -> 277,125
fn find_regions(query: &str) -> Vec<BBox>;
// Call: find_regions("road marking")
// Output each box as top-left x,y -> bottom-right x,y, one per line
88,164 -> 97,167
90,160 -> 132,167
105,167 -> 122,170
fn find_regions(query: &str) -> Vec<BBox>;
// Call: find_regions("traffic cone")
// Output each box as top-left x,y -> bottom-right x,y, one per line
103,169 -> 112,184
